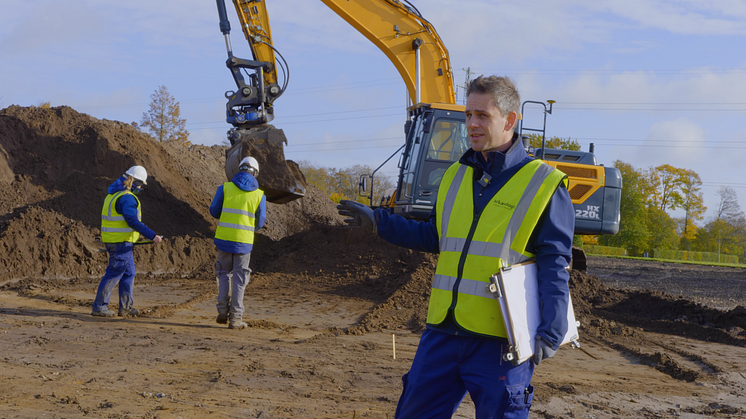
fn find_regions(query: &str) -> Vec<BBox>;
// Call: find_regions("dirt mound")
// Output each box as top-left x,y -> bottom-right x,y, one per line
0,105 -> 344,282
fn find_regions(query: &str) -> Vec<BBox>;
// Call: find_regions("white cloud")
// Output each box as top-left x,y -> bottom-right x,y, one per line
601,0 -> 746,35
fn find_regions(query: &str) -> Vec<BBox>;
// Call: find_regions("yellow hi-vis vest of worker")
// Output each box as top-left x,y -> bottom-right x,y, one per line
100,190 -> 142,243
428,159 -> 568,338
214,182 -> 264,244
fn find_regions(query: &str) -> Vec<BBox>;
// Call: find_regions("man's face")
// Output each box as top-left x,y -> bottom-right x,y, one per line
465,92 -> 516,157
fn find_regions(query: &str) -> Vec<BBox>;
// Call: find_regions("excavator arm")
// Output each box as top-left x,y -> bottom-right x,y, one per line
215,0 -> 288,127
215,0 -> 304,204
320,0 -> 456,106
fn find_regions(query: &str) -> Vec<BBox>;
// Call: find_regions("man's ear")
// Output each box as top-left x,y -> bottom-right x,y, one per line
506,112 -> 517,131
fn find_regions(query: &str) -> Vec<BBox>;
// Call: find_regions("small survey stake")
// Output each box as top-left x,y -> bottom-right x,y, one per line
487,262 -> 580,365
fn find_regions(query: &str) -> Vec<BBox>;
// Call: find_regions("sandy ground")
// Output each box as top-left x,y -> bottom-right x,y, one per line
1,257 -> 746,419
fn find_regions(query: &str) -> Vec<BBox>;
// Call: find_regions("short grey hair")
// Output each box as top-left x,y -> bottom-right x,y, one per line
466,75 -> 520,117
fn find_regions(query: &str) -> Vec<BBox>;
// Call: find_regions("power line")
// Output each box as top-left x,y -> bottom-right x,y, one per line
558,106 -> 746,112
562,102 -> 746,105
288,143 -> 402,152
187,111 -> 403,128
286,136 -> 400,146
473,68 -> 746,76
74,78 -> 403,111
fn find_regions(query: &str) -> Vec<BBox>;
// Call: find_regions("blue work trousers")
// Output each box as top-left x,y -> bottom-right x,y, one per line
93,242 -> 136,312
395,329 -> 535,419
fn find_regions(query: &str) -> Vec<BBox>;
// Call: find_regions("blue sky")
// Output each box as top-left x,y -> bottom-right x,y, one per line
2,0 -> 745,225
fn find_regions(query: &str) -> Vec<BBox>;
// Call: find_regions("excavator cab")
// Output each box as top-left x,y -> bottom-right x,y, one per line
519,100 -> 622,236
380,103 -> 469,220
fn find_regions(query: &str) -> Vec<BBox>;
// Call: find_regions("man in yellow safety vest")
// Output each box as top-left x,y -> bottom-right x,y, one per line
209,156 -> 266,329
94,165 -> 164,317
338,76 -> 575,418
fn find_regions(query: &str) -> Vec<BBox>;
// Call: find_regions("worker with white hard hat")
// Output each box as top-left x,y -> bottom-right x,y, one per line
92,165 -> 163,318
209,156 -> 266,329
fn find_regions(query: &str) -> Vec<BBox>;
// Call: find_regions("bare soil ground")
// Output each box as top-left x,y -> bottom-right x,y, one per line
1,106 -> 746,418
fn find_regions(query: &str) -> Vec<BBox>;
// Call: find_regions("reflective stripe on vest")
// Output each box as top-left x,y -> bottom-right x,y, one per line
214,182 -> 263,244
427,160 -> 568,337
100,190 -> 141,243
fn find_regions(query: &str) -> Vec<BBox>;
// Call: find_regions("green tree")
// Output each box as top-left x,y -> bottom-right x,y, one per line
646,205 -> 679,251
693,219 -> 744,258
526,133 -> 581,151
649,164 -> 684,212
598,160 -> 649,255
140,85 -> 190,145
298,161 -> 335,196
298,161 -> 395,205
693,186 -> 746,259
678,169 -> 706,241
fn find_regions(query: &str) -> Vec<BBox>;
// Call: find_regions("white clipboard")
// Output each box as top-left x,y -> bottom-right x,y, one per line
488,262 -> 580,365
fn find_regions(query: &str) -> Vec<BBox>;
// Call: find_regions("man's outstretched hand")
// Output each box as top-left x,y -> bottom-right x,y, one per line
336,200 -> 377,233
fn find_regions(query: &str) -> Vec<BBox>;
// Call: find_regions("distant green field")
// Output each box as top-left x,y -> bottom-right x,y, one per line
585,253 -> 746,269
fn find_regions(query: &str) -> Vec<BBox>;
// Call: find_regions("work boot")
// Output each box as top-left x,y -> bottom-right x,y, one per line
92,308 -> 117,317
216,312 -> 228,324
228,315 -> 247,330
118,307 -> 139,317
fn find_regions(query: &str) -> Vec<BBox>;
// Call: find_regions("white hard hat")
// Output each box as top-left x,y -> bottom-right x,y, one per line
125,165 -> 148,185
239,156 -> 259,175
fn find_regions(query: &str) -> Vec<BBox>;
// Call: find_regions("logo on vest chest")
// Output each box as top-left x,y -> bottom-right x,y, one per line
492,199 -> 516,211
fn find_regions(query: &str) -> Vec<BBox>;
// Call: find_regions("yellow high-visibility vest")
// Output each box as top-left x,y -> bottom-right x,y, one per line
214,182 -> 263,244
428,160 -> 568,337
100,190 -> 141,243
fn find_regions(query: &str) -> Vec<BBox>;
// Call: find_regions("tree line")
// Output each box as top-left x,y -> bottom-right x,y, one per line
527,133 -> 745,259
298,161 -> 395,206
593,161 -> 744,259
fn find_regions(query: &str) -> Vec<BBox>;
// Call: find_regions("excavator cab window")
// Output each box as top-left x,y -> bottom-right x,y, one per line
400,110 -> 468,208
419,118 -> 468,187
400,116 -> 425,199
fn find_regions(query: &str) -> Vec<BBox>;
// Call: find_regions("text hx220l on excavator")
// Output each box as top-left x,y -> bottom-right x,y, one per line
213,0 -> 622,267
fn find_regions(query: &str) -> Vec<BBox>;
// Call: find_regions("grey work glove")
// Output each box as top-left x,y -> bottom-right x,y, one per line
533,335 -> 557,365
336,200 -> 377,233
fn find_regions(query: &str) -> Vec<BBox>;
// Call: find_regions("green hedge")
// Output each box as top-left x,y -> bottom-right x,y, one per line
583,245 -> 627,256
652,249 -> 739,264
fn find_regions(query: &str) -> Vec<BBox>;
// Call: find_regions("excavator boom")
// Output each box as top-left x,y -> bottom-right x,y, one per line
320,0 -> 456,106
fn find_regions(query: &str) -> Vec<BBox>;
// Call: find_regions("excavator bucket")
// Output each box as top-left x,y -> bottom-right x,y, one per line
571,246 -> 587,272
224,125 -> 306,204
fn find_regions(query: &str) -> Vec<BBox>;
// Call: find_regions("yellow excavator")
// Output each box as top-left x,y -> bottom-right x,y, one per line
214,0 -> 621,267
